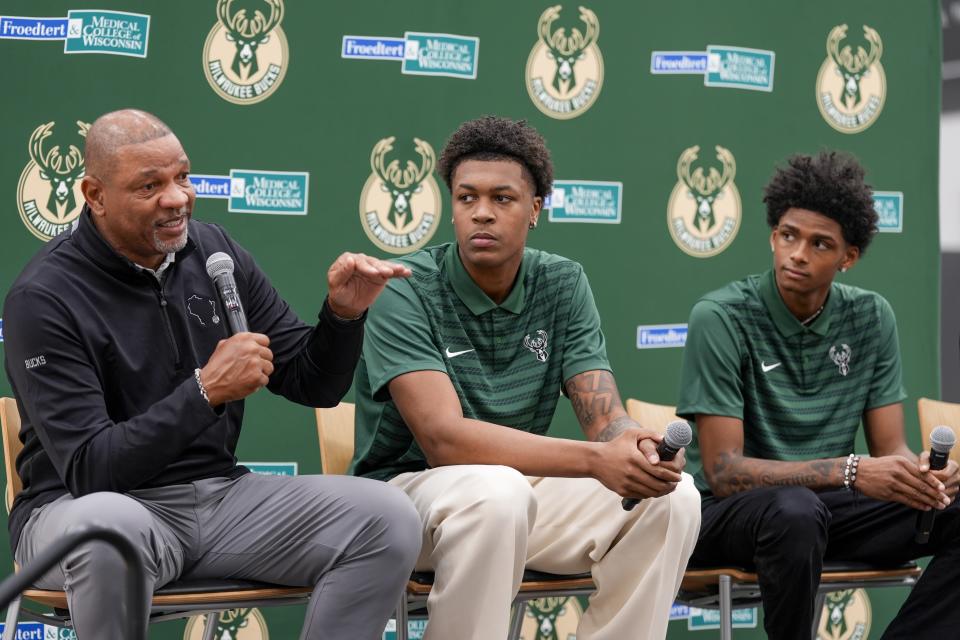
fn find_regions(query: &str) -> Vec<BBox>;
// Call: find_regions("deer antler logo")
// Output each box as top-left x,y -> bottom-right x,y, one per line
370,137 -> 436,231
817,588 -> 871,640
816,25 -> 886,134
216,0 -> 283,79
526,5 -> 604,119
184,607 -> 269,640
677,145 -> 736,233
523,330 -> 549,363
521,596 -> 584,640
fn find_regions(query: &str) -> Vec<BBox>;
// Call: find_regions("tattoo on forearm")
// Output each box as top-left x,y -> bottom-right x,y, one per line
710,450 -> 843,495
596,415 -> 633,442
566,371 -> 621,429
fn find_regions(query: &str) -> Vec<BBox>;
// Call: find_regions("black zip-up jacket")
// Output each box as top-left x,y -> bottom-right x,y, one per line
3,209 -> 364,550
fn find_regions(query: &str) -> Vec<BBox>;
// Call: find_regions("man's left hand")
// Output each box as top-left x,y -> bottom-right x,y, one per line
920,452 -> 960,500
327,252 -> 411,319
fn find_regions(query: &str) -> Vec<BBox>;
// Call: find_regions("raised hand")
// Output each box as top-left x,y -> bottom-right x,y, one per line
326,252 -> 412,319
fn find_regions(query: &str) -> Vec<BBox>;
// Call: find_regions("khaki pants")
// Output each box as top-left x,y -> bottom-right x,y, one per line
390,465 -> 700,640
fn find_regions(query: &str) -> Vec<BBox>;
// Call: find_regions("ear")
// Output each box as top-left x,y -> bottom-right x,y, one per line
769,228 -> 776,252
530,195 -> 543,228
81,175 -> 106,216
839,245 -> 860,272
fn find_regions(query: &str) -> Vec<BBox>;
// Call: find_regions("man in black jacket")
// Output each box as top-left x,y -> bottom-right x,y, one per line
2,109 -> 421,639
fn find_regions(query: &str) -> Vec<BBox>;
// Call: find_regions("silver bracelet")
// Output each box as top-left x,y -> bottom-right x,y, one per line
194,368 -> 209,403
843,453 -> 860,490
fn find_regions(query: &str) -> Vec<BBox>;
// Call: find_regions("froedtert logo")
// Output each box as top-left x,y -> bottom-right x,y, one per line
816,25 -> 885,133
637,324 -> 687,349
229,170 -> 308,215
359,137 -> 441,254
204,0 -> 288,105
64,10 -> 150,57
547,180 -> 622,224
526,5 -> 603,119
17,121 -> 90,241
666,145 -> 741,258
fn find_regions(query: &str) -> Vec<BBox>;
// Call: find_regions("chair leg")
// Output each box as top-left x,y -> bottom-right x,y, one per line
395,592 -> 409,640
719,574 -> 733,640
811,592 -> 827,640
3,596 -> 22,640
507,600 -> 526,640
201,611 -> 219,640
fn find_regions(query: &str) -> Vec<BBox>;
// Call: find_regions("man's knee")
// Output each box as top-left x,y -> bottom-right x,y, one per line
758,487 -> 830,551
431,465 -> 536,529
669,474 -> 702,534
359,482 -> 422,567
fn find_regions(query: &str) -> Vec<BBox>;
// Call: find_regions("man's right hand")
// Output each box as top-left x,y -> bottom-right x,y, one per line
593,427 -> 684,500
199,333 -> 274,406
856,455 -> 951,511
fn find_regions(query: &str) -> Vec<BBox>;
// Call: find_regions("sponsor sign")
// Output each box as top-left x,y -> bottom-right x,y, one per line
64,10 -> 150,57
650,51 -> 709,74
189,175 -> 232,199
670,603 -> 691,620
0,17 -> 68,40
873,191 -> 903,233
816,25 -> 886,133
547,181 -> 622,224
705,45 -> 775,91
383,618 -> 427,640
637,324 -> 688,349
243,462 -> 298,476
0,318 -> 4,343
342,36 -> 405,60
228,169 -> 308,215
688,607 -> 758,630
666,145 -> 741,258
402,32 -> 479,79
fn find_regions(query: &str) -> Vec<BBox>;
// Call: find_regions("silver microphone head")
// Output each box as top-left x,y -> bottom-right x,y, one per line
664,419 -> 693,449
206,252 -> 235,280
931,426 -> 957,453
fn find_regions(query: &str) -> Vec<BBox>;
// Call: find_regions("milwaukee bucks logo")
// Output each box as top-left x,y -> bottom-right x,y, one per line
520,596 -> 583,640
666,145 -> 741,258
359,136 -> 442,254
203,0 -> 288,105
526,5 -> 604,120
817,589 -> 871,640
17,121 -> 90,242
184,607 -> 269,640
816,25 -> 885,134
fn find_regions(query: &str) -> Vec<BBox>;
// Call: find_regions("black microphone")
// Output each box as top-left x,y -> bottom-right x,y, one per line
622,419 -> 693,511
915,425 -> 956,544
206,252 -> 248,335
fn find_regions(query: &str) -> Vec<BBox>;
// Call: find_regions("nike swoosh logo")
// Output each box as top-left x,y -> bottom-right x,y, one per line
445,347 -> 475,358
761,361 -> 782,373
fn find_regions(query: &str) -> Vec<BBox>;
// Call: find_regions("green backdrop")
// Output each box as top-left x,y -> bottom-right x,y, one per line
0,0 -> 940,638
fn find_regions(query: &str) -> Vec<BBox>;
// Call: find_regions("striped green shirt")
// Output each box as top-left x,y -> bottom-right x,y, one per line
351,242 -> 610,481
677,270 -> 906,501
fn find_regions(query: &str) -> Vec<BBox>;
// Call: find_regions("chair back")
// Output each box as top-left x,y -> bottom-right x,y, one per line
0,397 -> 24,513
917,397 -> 960,464
315,403 -> 356,475
624,399 -> 680,435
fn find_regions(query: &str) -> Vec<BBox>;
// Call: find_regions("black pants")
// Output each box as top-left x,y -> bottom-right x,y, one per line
691,487 -> 960,640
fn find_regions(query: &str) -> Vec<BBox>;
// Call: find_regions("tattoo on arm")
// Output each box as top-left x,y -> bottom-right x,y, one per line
596,415 -> 633,442
566,371 -> 629,440
710,451 -> 843,496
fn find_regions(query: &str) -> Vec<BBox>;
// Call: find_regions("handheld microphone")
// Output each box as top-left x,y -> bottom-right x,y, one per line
206,252 -> 248,335
915,425 -> 956,543
622,419 -> 692,511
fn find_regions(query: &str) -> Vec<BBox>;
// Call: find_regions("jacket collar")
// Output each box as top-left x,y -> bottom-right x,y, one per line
71,205 -> 197,284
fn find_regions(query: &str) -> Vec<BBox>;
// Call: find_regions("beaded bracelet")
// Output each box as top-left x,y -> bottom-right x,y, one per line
842,453 -> 861,490
194,368 -> 209,404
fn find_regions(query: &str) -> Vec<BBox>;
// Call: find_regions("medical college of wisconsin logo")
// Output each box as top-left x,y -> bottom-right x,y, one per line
359,136 -> 442,255
17,121 -> 90,242
666,145 -> 741,258
184,607 -> 269,640
203,0 -> 288,105
817,589 -> 871,640
526,5 -> 603,119
816,24 -> 885,134
520,596 -> 583,640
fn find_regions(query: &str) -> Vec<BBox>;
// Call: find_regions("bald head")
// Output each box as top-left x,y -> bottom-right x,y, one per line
85,109 -> 174,181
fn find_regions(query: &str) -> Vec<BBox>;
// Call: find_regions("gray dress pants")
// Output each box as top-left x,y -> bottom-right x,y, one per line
14,473 -> 421,639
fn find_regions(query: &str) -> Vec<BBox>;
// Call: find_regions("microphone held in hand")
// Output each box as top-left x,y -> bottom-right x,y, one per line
915,425 -> 956,543
206,252 -> 248,335
622,419 -> 693,511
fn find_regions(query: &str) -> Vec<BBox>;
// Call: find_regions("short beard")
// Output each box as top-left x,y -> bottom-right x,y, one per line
152,209 -> 189,254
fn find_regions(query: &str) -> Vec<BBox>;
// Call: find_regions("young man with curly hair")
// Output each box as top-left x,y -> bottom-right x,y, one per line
678,151 -> 960,639
351,116 -> 700,639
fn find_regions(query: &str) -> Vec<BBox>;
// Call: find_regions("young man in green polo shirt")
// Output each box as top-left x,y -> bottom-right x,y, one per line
678,151 -> 960,639
351,116 -> 700,640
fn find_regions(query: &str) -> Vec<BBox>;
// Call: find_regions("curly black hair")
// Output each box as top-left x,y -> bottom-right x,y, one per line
763,151 -> 878,253
438,116 -> 553,199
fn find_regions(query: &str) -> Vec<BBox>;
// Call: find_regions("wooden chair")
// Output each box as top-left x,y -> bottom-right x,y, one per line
315,403 -> 595,640
917,397 -> 960,465
626,398 -> 922,640
0,397 -> 312,640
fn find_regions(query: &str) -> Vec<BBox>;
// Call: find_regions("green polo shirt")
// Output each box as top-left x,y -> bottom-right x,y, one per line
677,270 -> 906,501
351,242 -> 611,481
